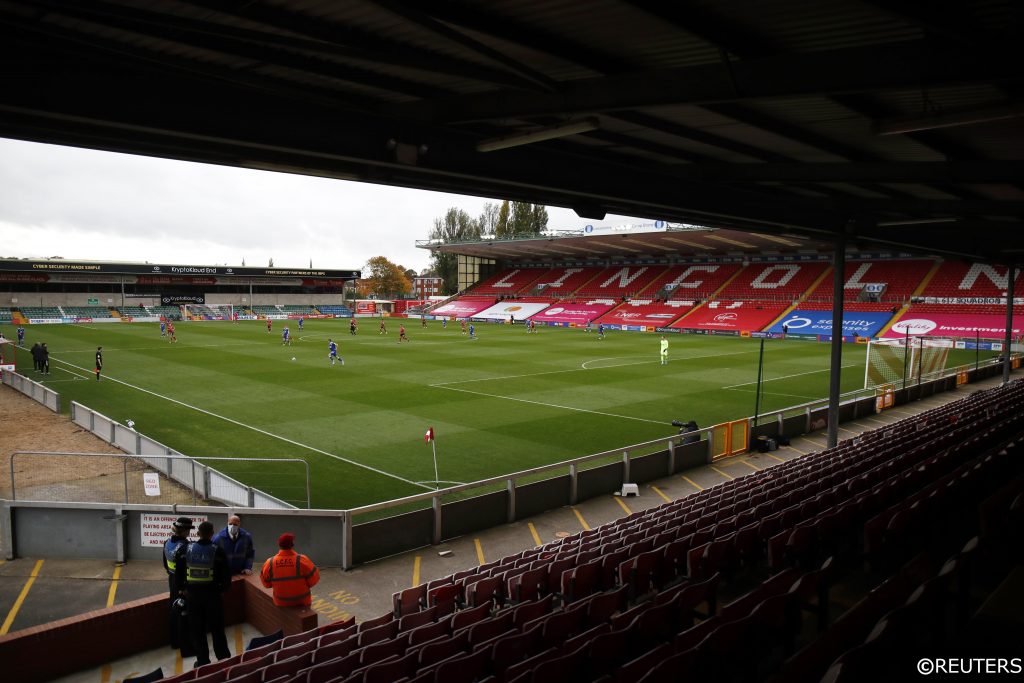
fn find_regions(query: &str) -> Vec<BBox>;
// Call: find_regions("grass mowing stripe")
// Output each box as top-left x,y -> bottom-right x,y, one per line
433,385 -> 668,425
723,363 -> 861,388
49,356 -> 435,492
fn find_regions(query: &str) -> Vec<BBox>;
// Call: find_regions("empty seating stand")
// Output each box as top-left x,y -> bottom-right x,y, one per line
150,380 -> 1024,683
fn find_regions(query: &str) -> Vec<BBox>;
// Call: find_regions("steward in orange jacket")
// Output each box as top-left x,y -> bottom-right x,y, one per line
260,533 -> 320,607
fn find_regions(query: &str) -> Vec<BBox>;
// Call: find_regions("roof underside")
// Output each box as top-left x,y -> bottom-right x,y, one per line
424,228 -> 857,261
1,0 -> 1022,262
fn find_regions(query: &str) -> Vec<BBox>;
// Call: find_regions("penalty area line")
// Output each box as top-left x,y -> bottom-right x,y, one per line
49,356 -> 436,492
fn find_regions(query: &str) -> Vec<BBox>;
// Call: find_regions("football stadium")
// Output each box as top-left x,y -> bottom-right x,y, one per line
1,2 -> 1023,683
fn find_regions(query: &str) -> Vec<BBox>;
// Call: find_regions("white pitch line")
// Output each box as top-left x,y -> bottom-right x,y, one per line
435,384 -> 668,425
726,390 -> 824,401
723,363 -> 860,389
432,366 -> 590,387
48,356 -> 436,492
432,348 -> 758,388
56,341 -> 254,354
581,357 -> 649,370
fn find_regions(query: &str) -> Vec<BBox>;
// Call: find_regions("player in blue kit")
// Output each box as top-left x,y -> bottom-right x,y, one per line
160,321 -> 166,337
328,339 -> 344,366
597,323 -> 605,340
468,323 -> 477,340
282,325 -> 291,346
297,317 -> 304,332
17,325 -> 25,346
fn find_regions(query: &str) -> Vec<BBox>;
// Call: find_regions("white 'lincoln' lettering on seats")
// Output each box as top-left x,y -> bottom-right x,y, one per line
666,265 -> 718,289
542,268 -> 583,288
600,267 -> 647,288
959,263 -> 1012,291
491,269 -> 522,288
844,262 -> 875,290
750,264 -> 800,289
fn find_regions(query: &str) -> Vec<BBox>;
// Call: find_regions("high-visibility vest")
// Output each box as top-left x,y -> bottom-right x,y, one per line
186,542 -> 217,584
163,537 -> 186,575
262,551 -> 318,606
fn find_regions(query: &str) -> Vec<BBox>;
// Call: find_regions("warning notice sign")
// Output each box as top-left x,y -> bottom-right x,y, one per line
140,513 -> 208,547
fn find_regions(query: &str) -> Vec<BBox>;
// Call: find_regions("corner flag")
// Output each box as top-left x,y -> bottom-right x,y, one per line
424,427 -> 434,443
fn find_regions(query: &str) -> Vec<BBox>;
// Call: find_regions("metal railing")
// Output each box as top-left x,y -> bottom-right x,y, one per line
68,401 -> 305,509
2,369 -> 60,412
8,451 -> 310,508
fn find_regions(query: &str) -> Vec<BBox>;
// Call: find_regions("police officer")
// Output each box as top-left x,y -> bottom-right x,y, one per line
162,517 -> 194,655
175,520 -> 231,667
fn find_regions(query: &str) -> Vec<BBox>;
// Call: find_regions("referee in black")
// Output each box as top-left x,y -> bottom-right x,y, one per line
95,346 -> 103,381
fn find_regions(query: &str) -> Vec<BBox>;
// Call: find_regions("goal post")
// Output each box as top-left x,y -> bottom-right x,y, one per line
864,336 -> 952,389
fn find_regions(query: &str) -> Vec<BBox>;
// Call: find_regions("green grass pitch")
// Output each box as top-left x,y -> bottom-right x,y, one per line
8,320 -> 991,509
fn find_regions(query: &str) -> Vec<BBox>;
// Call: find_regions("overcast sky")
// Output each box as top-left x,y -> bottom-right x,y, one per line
0,137 -> 645,274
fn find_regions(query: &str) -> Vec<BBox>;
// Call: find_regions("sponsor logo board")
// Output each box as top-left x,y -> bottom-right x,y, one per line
161,294 -> 205,305
534,303 -> 614,325
473,301 -> 552,320
767,310 -> 894,337
883,313 -> 1023,339
671,304 -> 785,332
431,299 -> 498,317
601,306 -> 690,327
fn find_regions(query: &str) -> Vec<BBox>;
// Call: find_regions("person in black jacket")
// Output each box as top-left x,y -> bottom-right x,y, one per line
40,343 -> 49,374
30,343 -> 42,372
174,521 -> 231,667
162,517 -> 194,656
94,346 -> 103,381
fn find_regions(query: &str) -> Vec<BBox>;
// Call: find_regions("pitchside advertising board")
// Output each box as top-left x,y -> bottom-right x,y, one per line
768,310 -> 895,338
883,313 -> 1023,339
601,305 -> 693,327
432,299 -> 500,318
534,303 -> 614,325
140,513 -> 207,547
473,301 -> 552,321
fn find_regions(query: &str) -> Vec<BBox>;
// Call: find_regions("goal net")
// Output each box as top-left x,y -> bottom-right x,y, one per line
864,337 -> 952,389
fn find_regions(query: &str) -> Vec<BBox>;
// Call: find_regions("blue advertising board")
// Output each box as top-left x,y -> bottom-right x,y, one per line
769,310 -> 894,338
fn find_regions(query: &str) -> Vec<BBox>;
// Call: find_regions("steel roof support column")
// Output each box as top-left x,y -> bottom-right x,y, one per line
827,234 -> 846,448
1004,264 -> 1016,385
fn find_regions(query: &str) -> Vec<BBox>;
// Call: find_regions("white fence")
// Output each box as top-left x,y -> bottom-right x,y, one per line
69,401 -> 297,509
1,369 -> 60,412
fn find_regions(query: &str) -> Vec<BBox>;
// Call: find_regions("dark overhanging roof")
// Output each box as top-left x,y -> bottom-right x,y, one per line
419,226 -> 877,262
1,0 -> 1022,263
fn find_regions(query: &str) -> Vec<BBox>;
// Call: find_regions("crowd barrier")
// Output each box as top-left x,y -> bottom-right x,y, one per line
2,369 -> 60,412
68,401 -> 299,510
